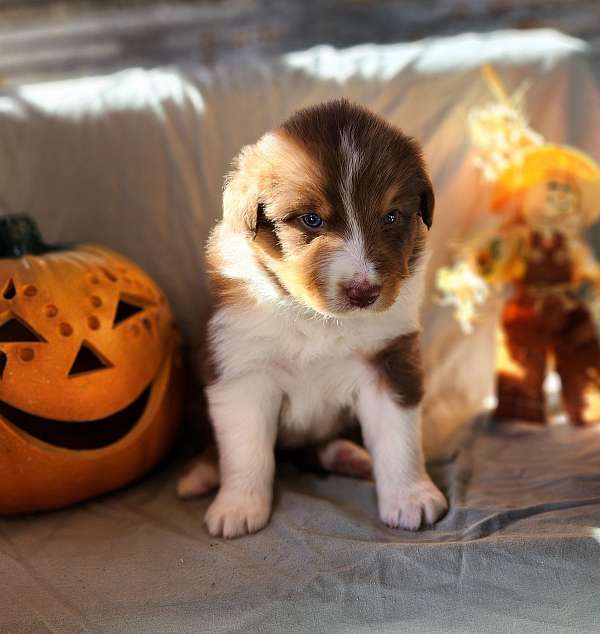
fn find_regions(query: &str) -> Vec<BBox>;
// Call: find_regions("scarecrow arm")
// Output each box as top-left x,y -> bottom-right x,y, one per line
436,260 -> 489,333
571,238 -> 600,285
435,225 -> 525,333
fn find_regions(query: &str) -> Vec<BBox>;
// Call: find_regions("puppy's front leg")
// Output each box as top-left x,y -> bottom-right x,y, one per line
204,374 -> 281,538
356,379 -> 447,531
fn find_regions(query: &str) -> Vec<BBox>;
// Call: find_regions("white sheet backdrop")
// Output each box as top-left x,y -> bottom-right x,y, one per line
1,29 -> 598,457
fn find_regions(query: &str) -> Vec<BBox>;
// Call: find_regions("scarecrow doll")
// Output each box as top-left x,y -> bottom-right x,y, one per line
437,68 -> 600,425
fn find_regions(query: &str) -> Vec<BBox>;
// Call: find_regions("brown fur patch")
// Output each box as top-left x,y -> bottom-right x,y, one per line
208,270 -> 256,309
407,225 -> 427,275
370,332 -> 424,407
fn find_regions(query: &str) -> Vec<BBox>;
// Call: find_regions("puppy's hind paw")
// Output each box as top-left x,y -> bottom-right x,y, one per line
317,438 -> 373,479
379,477 -> 447,531
176,448 -> 220,499
204,490 -> 272,539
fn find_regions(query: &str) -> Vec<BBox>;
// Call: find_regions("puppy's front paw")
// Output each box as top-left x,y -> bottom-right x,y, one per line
378,478 -> 447,531
204,490 -> 272,539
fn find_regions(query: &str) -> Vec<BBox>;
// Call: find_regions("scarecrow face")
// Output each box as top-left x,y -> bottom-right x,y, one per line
543,178 -> 581,217
0,222 -> 183,514
522,175 -> 583,235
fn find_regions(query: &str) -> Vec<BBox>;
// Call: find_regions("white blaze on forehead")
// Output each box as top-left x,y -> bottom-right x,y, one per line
339,128 -> 363,238
341,233 -> 378,280
324,130 -> 380,306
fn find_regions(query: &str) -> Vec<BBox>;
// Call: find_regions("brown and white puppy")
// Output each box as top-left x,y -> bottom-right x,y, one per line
177,99 -> 447,538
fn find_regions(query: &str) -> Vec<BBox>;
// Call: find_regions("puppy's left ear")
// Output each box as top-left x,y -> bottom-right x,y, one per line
222,144 -> 262,238
419,180 -> 434,230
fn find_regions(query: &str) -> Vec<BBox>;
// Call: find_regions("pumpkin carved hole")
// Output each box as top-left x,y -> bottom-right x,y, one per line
3,279 -> 16,300
113,295 -> 152,327
0,386 -> 150,450
0,315 -> 46,343
0,351 -> 6,378
101,267 -> 118,282
68,342 -> 112,377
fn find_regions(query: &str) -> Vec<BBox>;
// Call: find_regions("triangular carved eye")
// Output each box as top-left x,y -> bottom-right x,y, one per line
0,316 -> 46,342
3,279 -> 16,300
68,342 -> 112,377
0,351 -> 6,379
112,294 -> 152,327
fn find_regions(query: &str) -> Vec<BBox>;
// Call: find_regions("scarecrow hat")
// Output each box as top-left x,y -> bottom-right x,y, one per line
490,144 -> 600,224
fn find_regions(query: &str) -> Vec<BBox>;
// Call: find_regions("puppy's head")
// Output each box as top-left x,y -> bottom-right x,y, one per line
222,99 -> 433,317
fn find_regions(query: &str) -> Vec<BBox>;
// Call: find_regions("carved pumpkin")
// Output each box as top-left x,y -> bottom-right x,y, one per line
0,215 -> 183,513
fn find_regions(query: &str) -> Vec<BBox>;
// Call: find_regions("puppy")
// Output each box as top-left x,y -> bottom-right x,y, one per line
178,99 -> 447,538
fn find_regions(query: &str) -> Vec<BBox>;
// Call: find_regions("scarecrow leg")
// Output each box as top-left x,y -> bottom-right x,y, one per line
494,300 -> 547,423
555,307 -> 600,425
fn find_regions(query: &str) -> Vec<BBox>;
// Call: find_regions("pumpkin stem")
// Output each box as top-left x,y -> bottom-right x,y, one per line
0,215 -> 49,258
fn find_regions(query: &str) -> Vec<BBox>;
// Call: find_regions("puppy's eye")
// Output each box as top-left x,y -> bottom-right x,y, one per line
300,213 -> 324,229
382,211 -> 397,225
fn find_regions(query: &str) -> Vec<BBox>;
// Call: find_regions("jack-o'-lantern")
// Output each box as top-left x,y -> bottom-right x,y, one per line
0,215 -> 183,513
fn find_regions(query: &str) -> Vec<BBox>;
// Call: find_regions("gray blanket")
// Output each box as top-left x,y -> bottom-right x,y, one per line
2,419 -> 600,633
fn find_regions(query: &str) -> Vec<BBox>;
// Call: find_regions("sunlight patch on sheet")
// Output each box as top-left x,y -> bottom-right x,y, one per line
9,68 -> 205,120
284,30 -> 587,81
589,527 -> 600,544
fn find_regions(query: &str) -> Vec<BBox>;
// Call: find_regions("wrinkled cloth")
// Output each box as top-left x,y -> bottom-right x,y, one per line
1,29 -> 600,632
2,421 -> 600,632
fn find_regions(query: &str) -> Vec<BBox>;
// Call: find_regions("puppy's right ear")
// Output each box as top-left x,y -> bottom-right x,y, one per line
222,145 -> 262,238
419,182 -> 434,231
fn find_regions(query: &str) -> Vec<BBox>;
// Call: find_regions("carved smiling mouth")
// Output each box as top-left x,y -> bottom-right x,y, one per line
0,386 -> 151,450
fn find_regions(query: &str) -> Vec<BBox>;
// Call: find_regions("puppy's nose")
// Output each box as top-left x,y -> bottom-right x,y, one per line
344,281 -> 381,308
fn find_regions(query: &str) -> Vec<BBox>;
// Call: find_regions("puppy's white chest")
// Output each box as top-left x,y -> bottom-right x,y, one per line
255,312 -> 380,447
276,353 -> 361,447
211,296 -> 418,447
